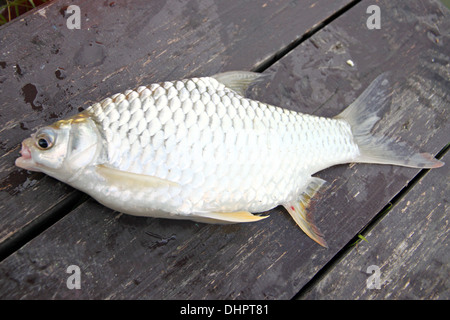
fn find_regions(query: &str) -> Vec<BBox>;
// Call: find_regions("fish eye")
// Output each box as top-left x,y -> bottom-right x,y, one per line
38,138 -> 50,149
35,129 -> 56,150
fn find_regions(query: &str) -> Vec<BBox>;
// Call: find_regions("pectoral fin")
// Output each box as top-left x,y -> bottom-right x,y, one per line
192,210 -> 269,224
96,164 -> 180,189
283,177 -> 328,248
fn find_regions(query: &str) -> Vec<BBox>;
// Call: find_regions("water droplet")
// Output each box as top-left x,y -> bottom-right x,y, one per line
21,83 -> 43,111
55,69 -> 66,80
74,42 -> 106,68
59,6 -> 70,17
19,122 -> 29,130
0,170 -> 42,196
14,64 -> 24,76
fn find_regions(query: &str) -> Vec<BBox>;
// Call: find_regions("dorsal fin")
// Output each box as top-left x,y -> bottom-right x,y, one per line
212,71 -> 267,96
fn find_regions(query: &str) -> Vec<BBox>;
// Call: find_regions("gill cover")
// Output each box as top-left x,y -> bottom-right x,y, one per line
53,115 -> 102,181
20,113 -> 102,181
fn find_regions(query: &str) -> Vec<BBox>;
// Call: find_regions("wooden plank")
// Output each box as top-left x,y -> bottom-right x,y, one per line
0,0 -> 352,247
299,150 -> 449,300
0,0 -> 448,299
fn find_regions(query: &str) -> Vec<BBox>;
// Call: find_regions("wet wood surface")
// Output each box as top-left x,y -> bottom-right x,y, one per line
0,0 -> 352,250
0,0 -> 449,299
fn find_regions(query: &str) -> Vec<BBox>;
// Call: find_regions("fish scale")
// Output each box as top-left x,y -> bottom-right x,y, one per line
16,71 -> 443,247
85,76 -> 359,217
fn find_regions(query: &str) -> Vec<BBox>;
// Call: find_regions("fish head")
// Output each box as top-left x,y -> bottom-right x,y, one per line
16,114 -> 101,181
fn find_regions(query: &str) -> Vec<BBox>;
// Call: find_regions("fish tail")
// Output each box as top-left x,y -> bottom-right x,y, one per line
335,73 -> 443,169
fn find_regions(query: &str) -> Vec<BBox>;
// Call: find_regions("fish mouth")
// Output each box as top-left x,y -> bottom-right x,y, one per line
15,141 -> 39,172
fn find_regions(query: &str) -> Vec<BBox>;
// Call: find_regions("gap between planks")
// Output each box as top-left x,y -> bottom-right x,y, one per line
0,191 -> 88,262
253,0 -> 362,73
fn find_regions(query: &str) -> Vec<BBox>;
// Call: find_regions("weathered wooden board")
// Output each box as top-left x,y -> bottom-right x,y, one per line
0,0 -> 352,247
0,0 -> 448,299
300,150 -> 449,300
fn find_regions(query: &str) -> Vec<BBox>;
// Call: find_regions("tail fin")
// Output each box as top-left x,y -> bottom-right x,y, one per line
335,73 -> 443,169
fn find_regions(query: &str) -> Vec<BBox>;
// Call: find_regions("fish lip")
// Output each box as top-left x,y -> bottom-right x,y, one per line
19,142 -> 31,160
15,142 -> 40,172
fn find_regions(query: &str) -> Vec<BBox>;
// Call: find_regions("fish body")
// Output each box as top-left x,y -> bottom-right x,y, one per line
16,71 -> 443,246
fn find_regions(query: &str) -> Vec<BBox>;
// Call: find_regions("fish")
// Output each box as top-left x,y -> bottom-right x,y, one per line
15,71 -> 443,247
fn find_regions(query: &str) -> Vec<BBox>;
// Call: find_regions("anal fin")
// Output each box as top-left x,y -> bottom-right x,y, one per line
283,177 -> 328,248
192,210 -> 269,224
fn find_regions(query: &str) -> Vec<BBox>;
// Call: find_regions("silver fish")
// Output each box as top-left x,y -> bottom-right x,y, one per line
16,71 -> 443,247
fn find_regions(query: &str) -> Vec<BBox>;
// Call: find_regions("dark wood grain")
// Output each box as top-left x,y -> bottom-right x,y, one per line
0,0 -> 448,299
300,150 -> 449,299
0,0 -> 352,246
